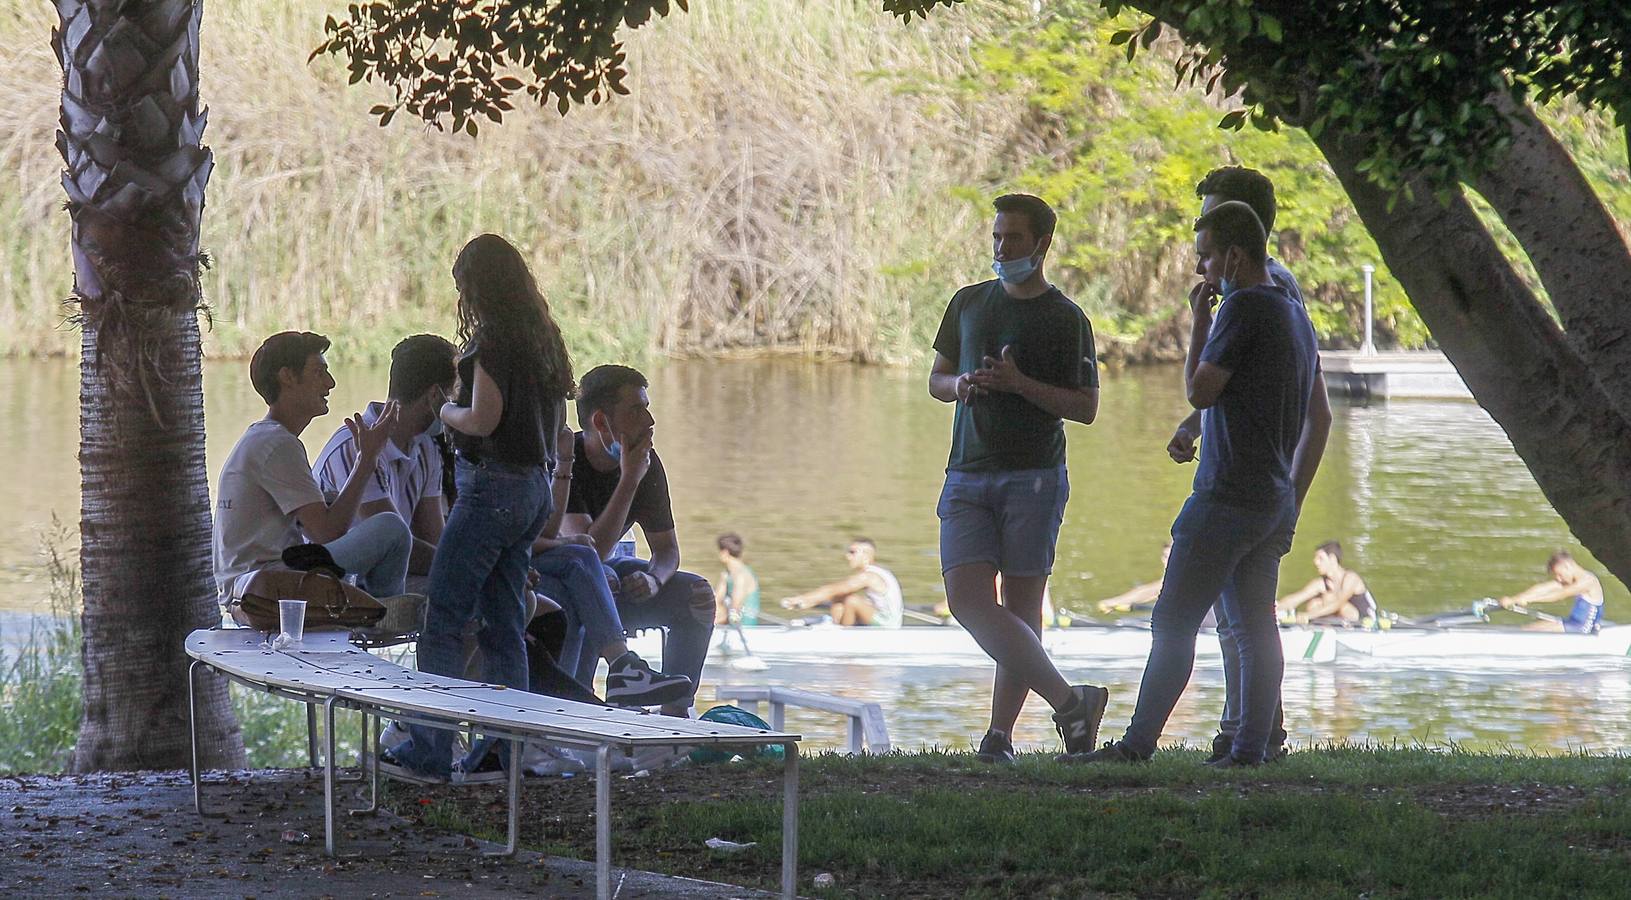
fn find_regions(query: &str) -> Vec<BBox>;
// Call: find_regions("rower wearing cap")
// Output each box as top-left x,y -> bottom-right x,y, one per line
1498,550 -> 1605,634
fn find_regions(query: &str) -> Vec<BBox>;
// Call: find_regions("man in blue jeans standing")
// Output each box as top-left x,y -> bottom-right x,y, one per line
1079,200 -> 1328,767
928,193 -> 1108,764
1166,166 -> 1331,762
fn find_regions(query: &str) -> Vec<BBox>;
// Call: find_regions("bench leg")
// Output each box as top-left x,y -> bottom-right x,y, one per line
188,660 -> 219,818
782,741 -> 799,900
485,747 -> 522,857
306,703 -> 320,770
323,697 -> 339,857
349,713 -> 380,817
596,745 -> 612,900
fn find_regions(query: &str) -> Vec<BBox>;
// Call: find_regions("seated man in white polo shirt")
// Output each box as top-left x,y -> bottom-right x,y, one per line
212,331 -> 412,609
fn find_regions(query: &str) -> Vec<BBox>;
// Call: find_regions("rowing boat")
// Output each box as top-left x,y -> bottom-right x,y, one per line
626,621 -> 1631,668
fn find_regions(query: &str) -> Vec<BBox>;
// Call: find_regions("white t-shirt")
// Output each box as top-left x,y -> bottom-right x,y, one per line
212,419 -> 325,599
311,401 -> 443,524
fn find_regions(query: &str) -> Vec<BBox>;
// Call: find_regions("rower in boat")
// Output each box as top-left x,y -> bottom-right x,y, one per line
1096,541 -> 1172,615
780,537 -> 904,628
1497,550 -> 1605,634
1275,540 -> 1378,626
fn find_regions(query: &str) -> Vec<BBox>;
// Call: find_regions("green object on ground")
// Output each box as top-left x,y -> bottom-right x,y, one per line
687,706 -> 786,764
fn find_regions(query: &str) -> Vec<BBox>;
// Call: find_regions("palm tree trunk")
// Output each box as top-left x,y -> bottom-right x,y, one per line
57,0 -> 242,770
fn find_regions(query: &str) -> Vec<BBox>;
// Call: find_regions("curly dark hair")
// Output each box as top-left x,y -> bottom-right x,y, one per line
451,234 -> 575,402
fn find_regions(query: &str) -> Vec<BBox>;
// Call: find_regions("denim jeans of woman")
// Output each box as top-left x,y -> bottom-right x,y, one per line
395,458 -> 551,777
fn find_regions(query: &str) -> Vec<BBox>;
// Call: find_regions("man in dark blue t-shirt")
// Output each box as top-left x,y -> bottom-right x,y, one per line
1080,200 -> 1328,767
1165,166 -> 1327,763
928,193 -> 1109,764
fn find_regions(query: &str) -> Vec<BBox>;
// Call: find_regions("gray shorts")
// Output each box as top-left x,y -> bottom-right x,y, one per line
936,466 -> 1069,577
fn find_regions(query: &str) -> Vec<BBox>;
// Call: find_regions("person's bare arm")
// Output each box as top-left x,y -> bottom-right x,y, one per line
1502,580 -> 1579,607
1167,410 -> 1204,463
1097,580 -> 1161,613
1291,371 -> 1333,508
1185,283 -> 1232,409
782,571 -> 875,609
577,431 -> 653,560
929,352 -> 977,405
296,405 -> 398,543
1276,578 -> 1326,613
440,361 -> 503,437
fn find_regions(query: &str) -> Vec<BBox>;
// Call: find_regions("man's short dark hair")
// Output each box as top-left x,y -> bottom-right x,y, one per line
718,533 -> 745,558
388,334 -> 457,402
576,364 -> 649,424
1548,550 -> 1574,570
1196,166 -> 1277,233
992,193 -> 1057,240
250,331 -> 330,405
1194,200 -> 1268,266
1316,540 -> 1343,563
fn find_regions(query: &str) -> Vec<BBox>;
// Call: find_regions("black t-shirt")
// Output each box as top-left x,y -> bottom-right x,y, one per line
450,339 -> 559,469
1194,283 -> 1319,506
565,432 -> 675,537
932,279 -> 1098,472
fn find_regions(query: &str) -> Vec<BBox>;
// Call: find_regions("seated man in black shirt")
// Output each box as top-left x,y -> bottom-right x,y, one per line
558,364 -> 715,716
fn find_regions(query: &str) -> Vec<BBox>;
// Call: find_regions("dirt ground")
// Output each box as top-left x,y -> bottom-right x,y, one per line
0,769 -> 776,899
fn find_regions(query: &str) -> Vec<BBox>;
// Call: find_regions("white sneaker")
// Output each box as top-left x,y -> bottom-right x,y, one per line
631,744 -> 695,773
520,742 -> 589,777
559,747 -> 636,773
378,721 -> 410,752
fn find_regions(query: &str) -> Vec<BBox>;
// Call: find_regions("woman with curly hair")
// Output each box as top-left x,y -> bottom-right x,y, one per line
383,233 -> 575,783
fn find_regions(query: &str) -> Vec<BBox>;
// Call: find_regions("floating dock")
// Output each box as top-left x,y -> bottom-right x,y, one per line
1321,350 -> 1471,400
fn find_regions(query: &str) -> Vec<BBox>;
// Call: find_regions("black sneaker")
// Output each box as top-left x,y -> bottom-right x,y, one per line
605,652 -> 694,708
1063,740 -> 1145,765
451,750 -> 507,785
975,730 -> 1015,765
376,747 -> 447,785
1208,733 -> 1290,764
1051,685 -> 1110,757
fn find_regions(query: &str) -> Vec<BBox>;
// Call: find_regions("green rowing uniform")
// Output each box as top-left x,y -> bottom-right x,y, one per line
725,566 -> 761,626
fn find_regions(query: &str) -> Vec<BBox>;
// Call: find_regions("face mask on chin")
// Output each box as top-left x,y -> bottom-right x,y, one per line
992,253 -> 1039,285
1218,252 -> 1240,298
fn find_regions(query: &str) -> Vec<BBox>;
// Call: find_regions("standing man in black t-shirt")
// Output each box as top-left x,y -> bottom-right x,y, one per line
558,364 -> 714,717
928,193 -> 1110,765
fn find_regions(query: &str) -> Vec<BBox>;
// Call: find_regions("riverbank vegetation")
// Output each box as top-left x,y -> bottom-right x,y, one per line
404,747 -> 1631,898
4,1 -> 1624,364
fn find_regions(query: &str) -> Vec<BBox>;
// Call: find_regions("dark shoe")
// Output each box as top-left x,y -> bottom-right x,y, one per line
1266,743 -> 1290,763
1205,731 -> 1232,764
376,747 -> 447,785
1052,685 -> 1110,756
975,731 -> 1015,765
450,750 -> 507,785
1204,753 -> 1261,769
1062,740 -> 1145,765
605,652 -> 694,707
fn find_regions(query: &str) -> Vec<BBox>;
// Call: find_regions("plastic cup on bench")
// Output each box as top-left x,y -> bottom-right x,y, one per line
274,598 -> 306,649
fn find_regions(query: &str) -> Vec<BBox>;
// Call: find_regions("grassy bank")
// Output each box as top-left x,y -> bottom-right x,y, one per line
400,747 -> 1631,898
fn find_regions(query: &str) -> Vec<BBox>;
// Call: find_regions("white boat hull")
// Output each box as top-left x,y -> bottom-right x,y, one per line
626,623 -> 1631,669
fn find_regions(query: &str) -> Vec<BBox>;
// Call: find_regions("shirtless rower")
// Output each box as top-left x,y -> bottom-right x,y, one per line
1498,550 -> 1605,634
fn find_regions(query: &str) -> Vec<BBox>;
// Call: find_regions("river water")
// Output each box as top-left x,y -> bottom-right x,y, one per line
2,357 -> 1626,753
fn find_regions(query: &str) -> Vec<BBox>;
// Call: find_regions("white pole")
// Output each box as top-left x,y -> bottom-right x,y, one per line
1361,264 -> 1376,356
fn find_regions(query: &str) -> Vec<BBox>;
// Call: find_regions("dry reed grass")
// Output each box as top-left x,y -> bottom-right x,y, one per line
0,0 -> 1030,363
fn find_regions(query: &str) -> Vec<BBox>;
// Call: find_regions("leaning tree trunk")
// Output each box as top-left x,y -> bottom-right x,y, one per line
56,0 -> 242,770
1314,126 -> 1631,586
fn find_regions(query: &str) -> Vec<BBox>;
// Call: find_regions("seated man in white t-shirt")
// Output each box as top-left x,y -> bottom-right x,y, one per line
212,331 -> 412,611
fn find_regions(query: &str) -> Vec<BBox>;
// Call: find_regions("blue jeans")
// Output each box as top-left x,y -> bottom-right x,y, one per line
566,557 -> 712,705
1122,493 -> 1297,763
533,543 -> 626,680
1216,600 -> 1286,746
396,459 -> 551,777
323,511 -> 411,598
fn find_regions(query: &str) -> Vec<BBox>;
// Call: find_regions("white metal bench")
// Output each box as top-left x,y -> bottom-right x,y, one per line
716,685 -> 890,754
185,628 -> 801,899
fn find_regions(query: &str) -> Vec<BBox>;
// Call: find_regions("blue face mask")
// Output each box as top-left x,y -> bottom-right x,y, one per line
424,417 -> 444,438
992,253 -> 1039,285
607,440 -> 622,461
